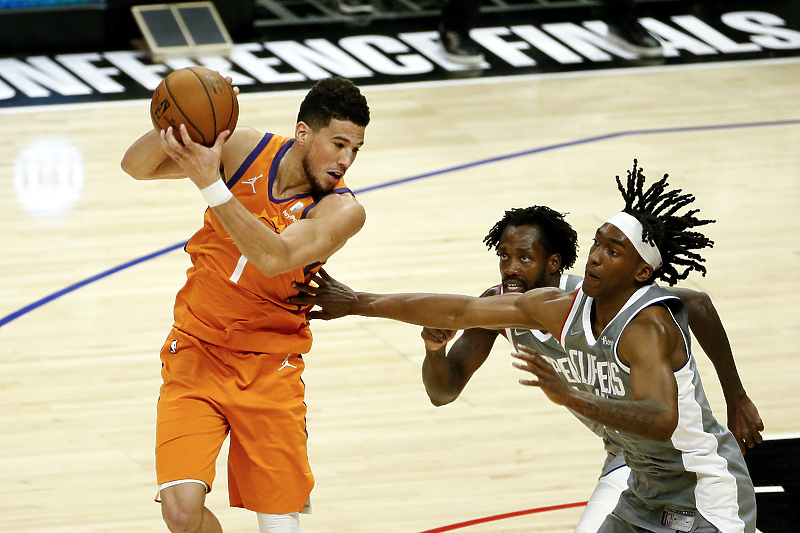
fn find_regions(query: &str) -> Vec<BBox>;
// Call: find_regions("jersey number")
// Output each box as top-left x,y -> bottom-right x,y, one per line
230,255 -> 248,283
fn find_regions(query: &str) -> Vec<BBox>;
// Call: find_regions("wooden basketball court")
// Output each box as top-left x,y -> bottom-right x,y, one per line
1,57 -> 799,532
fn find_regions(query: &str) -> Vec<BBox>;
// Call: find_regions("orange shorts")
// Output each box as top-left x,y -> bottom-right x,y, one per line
155,328 -> 314,514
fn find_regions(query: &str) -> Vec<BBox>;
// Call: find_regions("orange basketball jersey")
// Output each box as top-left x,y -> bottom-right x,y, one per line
172,133 -> 353,353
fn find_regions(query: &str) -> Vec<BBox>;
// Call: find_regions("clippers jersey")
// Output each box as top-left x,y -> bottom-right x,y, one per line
504,275 -> 620,458
503,274 -> 582,376
561,284 -> 756,533
172,133 -> 353,354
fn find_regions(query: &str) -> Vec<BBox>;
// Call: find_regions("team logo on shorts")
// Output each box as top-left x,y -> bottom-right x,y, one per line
661,509 -> 695,532
279,356 -> 297,371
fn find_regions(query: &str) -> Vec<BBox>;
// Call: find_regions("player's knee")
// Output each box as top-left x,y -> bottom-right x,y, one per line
161,499 -> 203,533
162,497 -> 202,532
159,484 -> 206,533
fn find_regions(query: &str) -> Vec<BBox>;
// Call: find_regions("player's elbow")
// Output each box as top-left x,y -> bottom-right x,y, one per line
120,153 -> 139,179
686,290 -> 714,317
649,413 -> 679,442
428,392 -> 456,407
120,151 -> 152,180
423,379 -> 458,406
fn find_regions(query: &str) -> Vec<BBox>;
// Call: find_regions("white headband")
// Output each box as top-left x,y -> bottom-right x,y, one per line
605,212 -> 663,269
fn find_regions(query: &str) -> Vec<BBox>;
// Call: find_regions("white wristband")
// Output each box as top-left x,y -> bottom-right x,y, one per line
200,179 -> 233,207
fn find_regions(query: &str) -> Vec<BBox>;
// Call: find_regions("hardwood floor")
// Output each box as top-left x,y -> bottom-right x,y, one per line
1,58 -> 798,532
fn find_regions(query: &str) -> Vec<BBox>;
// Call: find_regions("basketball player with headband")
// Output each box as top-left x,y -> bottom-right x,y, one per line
289,160 -> 758,533
415,204 -> 762,532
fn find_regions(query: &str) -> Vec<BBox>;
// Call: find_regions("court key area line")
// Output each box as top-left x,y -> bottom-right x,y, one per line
2,118 -> 798,330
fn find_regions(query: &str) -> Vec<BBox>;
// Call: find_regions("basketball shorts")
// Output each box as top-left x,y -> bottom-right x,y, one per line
155,328 -> 314,514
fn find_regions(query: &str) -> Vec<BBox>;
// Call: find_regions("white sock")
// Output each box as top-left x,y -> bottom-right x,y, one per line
257,512 -> 301,533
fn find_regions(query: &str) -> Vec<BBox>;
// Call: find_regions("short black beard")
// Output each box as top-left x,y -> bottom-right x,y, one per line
301,155 -> 330,199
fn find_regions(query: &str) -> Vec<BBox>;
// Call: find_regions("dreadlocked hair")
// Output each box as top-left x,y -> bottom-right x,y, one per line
616,159 -> 715,286
483,205 -> 579,274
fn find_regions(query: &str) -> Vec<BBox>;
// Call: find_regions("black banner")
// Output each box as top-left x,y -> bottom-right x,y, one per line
1,0 -> 798,108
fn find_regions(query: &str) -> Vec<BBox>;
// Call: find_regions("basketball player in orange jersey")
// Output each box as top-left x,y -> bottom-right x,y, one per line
120,76 -> 370,533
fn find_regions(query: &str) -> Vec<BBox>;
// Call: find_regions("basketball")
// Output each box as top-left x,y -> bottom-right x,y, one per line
150,67 -> 239,146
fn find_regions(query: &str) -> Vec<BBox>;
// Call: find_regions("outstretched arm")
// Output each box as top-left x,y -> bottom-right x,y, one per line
670,287 -> 764,452
288,269 -> 570,332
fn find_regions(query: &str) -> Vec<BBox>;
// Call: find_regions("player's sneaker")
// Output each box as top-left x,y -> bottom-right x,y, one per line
439,26 -> 484,66
605,20 -> 664,58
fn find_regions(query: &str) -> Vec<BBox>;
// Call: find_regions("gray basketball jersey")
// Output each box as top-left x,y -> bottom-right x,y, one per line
560,284 -> 756,533
504,274 -> 624,468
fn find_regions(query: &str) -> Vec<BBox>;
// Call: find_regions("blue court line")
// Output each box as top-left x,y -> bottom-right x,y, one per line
355,118 -> 800,193
0,241 -> 186,328
2,118 -> 798,329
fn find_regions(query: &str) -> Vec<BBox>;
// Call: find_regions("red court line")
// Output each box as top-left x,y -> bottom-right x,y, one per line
418,501 -> 588,533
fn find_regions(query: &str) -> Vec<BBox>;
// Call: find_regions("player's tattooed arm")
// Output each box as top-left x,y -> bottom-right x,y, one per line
512,346 -> 674,440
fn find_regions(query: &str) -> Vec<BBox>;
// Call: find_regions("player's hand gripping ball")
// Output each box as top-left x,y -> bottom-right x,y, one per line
150,67 -> 239,146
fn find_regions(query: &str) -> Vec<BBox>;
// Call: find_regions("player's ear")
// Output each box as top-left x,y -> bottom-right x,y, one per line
635,262 -> 654,283
547,253 -> 562,275
295,121 -> 310,144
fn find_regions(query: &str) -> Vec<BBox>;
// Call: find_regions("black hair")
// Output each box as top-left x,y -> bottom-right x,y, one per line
616,159 -> 715,286
296,76 -> 370,130
483,205 -> 579,274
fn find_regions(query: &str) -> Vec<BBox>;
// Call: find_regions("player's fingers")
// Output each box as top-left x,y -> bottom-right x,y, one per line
420,329 -> 437,342
750,430 -> 763,446
292,280 -> 319,292
214,130 -> 230,147
432,332 -> 450,344
518,378 -> 540,387
160,128 -> 183,154
428,329 -> 446,340
289,285 -> 317,297
315,268 -> 331,286
306,310 -> 327,321
511,350 -> 538,364
512,360 -> 536,373
516,344 -> 543,357
178,124 -> 196,146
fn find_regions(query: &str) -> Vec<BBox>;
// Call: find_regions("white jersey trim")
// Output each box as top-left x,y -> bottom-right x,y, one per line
672,363 -> 745,533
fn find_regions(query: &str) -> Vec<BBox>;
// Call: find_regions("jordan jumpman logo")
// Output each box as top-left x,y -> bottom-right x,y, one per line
279,356 -> 297,371
243,174 -> 262,193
